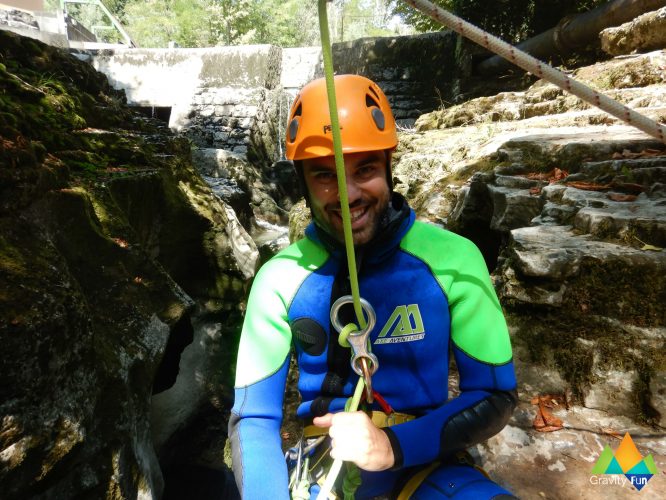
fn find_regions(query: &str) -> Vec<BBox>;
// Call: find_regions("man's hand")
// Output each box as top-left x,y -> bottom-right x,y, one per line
313,411 -> 395,471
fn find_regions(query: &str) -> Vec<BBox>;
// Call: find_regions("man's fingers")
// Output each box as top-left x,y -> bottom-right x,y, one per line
312,413 -> 334,428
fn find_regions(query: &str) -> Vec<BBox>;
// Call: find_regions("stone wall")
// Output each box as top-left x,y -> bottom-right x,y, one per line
85,46 -> 283,162
332,31 -> 460,124
0,30 -> 258,498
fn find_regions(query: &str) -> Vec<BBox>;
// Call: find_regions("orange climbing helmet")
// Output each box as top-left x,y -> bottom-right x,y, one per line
285,74 -> 397,160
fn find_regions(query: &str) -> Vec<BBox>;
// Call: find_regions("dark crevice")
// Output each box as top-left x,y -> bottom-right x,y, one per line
133,106 -> 172,123
152,314 -> 194,394
449,177 -> 504,272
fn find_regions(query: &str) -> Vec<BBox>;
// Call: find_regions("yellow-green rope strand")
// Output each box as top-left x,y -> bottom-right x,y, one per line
316,377 -> 366,500
317,0 -> 366,330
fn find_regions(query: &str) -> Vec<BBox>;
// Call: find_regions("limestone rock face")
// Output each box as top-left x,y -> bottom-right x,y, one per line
393,50 -> 666,494
0,31 -> 256,499
601,7 -> 666,56
192,148 -> 298,228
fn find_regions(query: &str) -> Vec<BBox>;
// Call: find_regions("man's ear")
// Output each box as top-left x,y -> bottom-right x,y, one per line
386,149 -> 394,191
293,160 -> 310,207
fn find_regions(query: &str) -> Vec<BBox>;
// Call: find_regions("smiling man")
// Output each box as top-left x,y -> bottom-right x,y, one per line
302,149 -> 390,246
229,75 -> 518,499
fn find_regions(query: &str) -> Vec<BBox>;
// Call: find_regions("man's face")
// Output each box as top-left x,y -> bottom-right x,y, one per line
302,150 -> 390,246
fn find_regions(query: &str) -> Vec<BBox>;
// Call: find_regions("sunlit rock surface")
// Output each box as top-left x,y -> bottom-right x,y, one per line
395,49 -> 666,498
601,7 -> 666,56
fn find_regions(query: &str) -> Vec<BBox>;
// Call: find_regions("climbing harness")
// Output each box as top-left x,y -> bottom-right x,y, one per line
402,0 -> 666,145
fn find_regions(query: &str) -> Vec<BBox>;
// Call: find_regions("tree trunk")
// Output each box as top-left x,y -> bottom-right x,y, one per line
476,0 -> 666,76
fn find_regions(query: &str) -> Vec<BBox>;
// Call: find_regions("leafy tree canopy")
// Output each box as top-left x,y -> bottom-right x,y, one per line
45,0 -> 609,48
391,0 -> 607,43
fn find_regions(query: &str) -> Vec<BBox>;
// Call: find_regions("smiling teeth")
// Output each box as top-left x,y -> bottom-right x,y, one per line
350,208 -> 365,222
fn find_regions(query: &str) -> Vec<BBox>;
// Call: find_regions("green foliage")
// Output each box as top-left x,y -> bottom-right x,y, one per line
328,0 -> 407,42
117,0 -> 306,48
392,0 -> 607,42
43,0 -> 413,48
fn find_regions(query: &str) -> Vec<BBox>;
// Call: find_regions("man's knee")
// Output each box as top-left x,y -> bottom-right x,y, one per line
409,464 -> 516,499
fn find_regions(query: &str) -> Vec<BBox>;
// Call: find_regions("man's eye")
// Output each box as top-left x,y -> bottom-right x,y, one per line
314,172 -> 336,182
357,165 -> 378,178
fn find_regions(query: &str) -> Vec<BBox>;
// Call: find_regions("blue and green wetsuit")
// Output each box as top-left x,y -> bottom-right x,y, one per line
230,196 -> 517,499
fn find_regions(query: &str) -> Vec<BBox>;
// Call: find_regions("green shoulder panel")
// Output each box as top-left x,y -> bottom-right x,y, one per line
400,221 -> 512,365
234,237 -> 329,387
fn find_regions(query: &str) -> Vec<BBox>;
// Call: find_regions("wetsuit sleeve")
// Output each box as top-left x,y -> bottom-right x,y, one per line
229,259 -> 293,499
229,358 -> 290,500
389,223 -> 517,469
229,240 -> 329,498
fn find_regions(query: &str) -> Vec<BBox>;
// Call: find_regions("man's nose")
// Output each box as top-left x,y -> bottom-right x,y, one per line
340,174 -> 362,203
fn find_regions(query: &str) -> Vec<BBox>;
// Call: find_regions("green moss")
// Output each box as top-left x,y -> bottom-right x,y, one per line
0,234 -> 28,276
508,300 -> 665,411
562,257 -> 664,327
451,157 -> 499,181
509,311 -> 594,400
633,361 -> 662,426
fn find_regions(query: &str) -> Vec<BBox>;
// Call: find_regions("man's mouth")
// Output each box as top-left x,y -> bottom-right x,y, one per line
330,205 -> 369,228
350,206 -> 367,223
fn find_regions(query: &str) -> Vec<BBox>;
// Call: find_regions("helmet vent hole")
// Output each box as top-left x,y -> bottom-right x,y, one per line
365,94 -> 380,109
288,117 -> 300,143
368,85 -> 380,100
293,102 -> 302,117
371,108 -> 385,131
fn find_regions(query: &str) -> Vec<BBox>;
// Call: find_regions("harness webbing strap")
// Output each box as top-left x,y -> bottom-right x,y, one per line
403,0 -> 666,144
304,411 -> 416,438
396,461 -> 441,500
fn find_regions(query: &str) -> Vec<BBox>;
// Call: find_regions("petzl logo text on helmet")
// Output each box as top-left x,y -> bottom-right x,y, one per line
322,124 -> 342,134
375,304 -> 425,344
590,433 -> 658,491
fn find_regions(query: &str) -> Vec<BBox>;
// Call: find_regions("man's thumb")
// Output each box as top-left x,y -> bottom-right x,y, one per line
312,413 -> 334,428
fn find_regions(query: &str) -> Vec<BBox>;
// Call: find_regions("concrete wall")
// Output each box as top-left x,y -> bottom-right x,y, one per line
83,33 -> 462,163
281,47 -> 323,94
2,1 -> 44,10
84,46 -> 283,159
89,46 -> 282,107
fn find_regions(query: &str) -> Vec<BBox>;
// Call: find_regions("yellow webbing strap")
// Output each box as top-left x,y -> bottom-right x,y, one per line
396,461 -> 441,500
303,411 -> 415,438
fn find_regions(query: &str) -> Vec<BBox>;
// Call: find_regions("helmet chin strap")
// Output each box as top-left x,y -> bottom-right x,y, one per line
386,150 -> 394,191
292,160 -> 310,208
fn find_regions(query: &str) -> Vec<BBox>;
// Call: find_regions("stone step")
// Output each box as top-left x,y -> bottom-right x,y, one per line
477,402 -> 666,499
506,223 -> 665,272
577,157 -> 666,186
574,200 -> 666,246
416,50 -> 666,132
499,225 -> 665,430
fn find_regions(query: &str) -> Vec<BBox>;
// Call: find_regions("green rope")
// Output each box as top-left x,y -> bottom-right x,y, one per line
337,323 -> 358,348
342,462 -> 362,500
317,0 -> 366,331
314,2 -> 375,498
